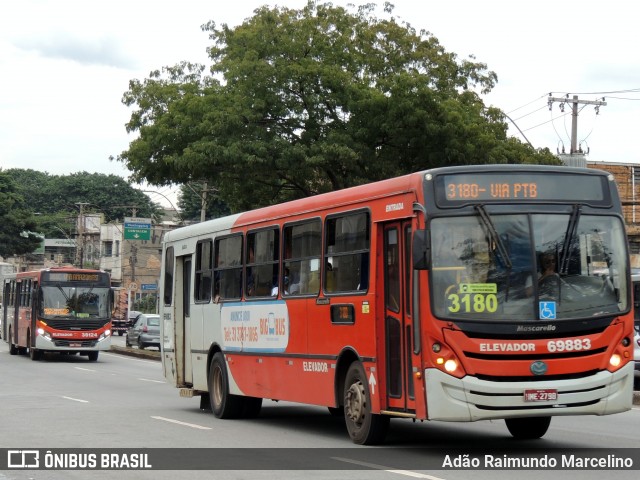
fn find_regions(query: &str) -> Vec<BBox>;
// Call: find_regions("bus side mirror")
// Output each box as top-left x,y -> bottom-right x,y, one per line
412,229 -> 430,270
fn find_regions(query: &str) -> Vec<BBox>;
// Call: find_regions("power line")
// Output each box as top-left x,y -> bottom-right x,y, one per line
547,95 -> 606,154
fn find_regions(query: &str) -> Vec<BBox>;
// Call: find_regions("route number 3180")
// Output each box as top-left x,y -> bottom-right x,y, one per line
447,293 -> 498,313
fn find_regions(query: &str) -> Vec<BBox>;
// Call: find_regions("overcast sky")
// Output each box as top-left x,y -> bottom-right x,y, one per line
1,0 -> 638,207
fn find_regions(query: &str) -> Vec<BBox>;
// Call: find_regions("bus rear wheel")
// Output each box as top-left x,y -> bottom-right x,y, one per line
343,362 -> 389,445
505,416 -> 551,439
208,352 -> 244,419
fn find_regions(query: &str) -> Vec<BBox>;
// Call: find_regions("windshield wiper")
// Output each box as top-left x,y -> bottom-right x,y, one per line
559,204 -> 581,275
474,204 -> 513,270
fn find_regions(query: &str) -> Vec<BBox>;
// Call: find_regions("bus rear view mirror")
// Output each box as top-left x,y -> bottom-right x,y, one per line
412,229 -> 430,270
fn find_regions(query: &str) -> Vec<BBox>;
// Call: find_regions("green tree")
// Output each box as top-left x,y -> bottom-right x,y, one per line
117,1 -> 559,212
0,170 -> 43,257
5,170 -> 164,237
177,182 -> 230,222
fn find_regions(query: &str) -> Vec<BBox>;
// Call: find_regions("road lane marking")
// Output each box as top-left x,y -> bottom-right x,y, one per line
151,416 -> 212,430
62,396 -> 89,403
74,367 -> 95,372
331,457 -> 445,479
138,378 -> 165,383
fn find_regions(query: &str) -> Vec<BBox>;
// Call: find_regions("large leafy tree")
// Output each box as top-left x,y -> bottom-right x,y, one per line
117,1 -> 559,212
4,169 -> 163,238
0,170 -> 42,257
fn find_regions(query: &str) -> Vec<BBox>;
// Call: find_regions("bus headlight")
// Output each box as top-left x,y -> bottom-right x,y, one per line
444,359 -> 458,373
432,343 -> 465,378
609,354 -> 622,368
37,328 -> 52,341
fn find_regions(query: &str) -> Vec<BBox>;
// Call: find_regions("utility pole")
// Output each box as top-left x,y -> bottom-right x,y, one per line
75,202 -> 89,268
200,181 -> 208,222
547,94 -> 607,154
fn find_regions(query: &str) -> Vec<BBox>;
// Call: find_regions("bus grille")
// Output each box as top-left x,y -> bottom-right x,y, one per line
53,340 -> 97,348
474,369 -> 600,382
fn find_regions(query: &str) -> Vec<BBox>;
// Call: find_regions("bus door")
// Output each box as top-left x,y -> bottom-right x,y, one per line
2,281 -> 9,340
383,221 -> 415,413
174,256 -> 193,385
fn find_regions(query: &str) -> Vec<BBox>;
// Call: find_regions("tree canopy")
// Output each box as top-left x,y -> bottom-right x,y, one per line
0,170 -> 42,257
116,1 -> 559,212
4,169 -> 163,240
177,182 -> 230,222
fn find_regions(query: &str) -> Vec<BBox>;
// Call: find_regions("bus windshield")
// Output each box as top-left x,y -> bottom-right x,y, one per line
40,285 -> 111,319
430,212 -> 628,321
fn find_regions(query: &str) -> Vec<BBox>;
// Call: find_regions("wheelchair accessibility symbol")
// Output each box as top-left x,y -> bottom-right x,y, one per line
539,301 -> 556,319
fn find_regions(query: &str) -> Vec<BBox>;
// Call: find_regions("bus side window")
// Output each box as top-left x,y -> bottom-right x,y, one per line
246,228 -> 280,297
325,211 -> 370,293
195,240 -> 213,303
215,235 -> 243,300
283,219 -> 321,296
163,247 -> 174,306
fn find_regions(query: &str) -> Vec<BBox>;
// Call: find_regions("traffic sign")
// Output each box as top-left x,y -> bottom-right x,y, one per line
124,217 -> 151,241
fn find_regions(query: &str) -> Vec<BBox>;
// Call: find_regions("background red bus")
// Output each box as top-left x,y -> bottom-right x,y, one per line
2,267 -> 113,361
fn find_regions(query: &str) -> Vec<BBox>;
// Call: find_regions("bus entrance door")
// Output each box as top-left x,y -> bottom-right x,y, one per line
174,256 -> 192,386
383,222 -> 415,414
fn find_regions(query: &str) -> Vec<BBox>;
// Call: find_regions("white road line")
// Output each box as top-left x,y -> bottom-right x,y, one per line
74,367 -> 95,372
138,378 -> 165,383
62,396 -> 89,403
151,416 -> 212,430
331,457 -> 446,480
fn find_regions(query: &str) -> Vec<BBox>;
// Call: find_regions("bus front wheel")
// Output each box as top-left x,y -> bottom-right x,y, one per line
208,352 -> 244,419
8,328 -> 17,355
343,362 -> 389,445
505,416 -> 551,439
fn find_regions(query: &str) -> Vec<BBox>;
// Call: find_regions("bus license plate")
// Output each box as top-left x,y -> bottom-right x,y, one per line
524,389 -> 557,402
69,343 -> 81,348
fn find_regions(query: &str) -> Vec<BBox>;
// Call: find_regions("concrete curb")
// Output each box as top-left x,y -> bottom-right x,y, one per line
110,345 -> 160,361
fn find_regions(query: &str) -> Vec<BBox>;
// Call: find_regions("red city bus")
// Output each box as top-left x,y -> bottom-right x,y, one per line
2,267 -> 113,361
160,165 -> 635,444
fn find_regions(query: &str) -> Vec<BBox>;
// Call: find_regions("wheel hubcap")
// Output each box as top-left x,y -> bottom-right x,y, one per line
345,381 -> 366,425
213,367 -> 223,406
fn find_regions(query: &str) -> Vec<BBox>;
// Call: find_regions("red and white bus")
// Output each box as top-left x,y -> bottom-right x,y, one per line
2,267 -> 113,361
160,165 -> 634,444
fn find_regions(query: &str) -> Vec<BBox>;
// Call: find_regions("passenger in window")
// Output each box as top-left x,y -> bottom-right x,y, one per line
272,268 -> 289,296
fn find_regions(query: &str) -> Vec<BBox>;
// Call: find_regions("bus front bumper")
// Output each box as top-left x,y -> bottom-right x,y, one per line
424,362 -> 634,422
35,333 -> 112,352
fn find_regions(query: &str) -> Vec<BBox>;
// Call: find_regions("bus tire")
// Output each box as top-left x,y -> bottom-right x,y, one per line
344,362 -> 389,445
88,351 -> 99,362
208,352 -> 244,419
505,416 -> 551,439
8,328 -> 18,355
30,347 -> 42,361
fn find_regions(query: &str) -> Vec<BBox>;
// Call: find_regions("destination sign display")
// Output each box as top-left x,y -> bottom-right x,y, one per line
42,271 -> 110,286
435,172 -> 609,206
